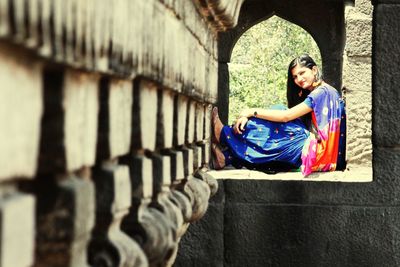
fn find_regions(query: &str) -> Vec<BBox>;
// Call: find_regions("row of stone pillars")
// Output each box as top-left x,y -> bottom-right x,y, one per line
0,0 -> 246,266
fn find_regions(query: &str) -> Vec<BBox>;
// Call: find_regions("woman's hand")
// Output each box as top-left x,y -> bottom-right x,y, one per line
239,108 -> 254,118
234,116 -> 249,134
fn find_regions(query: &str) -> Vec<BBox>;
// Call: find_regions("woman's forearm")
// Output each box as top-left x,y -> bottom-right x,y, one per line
239,103 -> 312,123
239,108 -> 288,122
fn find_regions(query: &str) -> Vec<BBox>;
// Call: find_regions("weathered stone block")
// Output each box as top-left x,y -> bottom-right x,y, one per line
186,101 -> 196,144
208,58 -> 219,103
108,78 -> 133,158
374,5 -> 400,146
157,89 -> 175,149
202,141 -> 211,167
64,70 -> 100,171
132,79 -> 158,151
0,193 -> 35,267
0,43 -> 42,180
152,154 -> 172,194
97,77 -> 133,160
93,162 -> 131,214
346,90 -> 372,167
345,14 -> 372,57
174,95 -> 189,146
175,151 -> 185,181
195,103 -> 205,141
354,0 -> 373,16
204,105 -> 212,142
342,57 -> 371,93
121,155 -> 153,200
180,147 -> 194,178
193,145 -> 203,171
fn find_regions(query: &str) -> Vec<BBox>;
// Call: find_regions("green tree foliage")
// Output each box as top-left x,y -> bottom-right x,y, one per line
229,16 -> 321,124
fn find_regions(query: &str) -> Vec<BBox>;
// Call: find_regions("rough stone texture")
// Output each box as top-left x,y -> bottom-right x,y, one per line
342,57 -> 372,93
0,43 -> 42,180
0,193 -> 35,267
355,0 -> 373,16
374,4 -> 400,147
63,70 -> 100,171
345,87 -> 372,167
342,0 -> 373,170
223,204 -> 400,267
345,12 -> 372,57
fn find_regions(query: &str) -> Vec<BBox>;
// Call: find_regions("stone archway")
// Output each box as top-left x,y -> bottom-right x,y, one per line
216,0 -> 372,180
217,0 -> 349,124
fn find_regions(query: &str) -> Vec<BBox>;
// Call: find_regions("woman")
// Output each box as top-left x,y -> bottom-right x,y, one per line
212,54 -> 346,176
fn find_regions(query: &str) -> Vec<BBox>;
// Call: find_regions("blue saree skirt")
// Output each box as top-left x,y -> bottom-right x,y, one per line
220,116 -> 309,171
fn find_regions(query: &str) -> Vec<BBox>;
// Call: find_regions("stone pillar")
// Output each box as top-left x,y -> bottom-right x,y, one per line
342,0 -> 373,170
34,175 -> 95,267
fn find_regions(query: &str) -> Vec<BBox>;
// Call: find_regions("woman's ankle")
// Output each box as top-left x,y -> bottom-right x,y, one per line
212,143 -> 225,170
212,107 -> 223,143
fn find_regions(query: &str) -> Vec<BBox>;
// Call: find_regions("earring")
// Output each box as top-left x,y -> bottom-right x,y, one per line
312,75 -> 321,87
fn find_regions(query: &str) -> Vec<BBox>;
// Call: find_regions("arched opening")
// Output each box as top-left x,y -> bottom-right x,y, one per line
214,1 -> 372,181
228,16 -> 321,124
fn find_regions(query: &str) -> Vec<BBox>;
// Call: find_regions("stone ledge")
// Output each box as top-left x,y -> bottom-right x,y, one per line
207,167 -> 372,182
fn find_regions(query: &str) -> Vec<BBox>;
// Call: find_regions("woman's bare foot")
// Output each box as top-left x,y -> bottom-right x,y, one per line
212,107 -> 224,144
211,143 -> 225,170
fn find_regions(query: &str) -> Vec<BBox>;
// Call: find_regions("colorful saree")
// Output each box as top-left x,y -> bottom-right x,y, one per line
300,85 -> 346,176
219,84 -> 346,176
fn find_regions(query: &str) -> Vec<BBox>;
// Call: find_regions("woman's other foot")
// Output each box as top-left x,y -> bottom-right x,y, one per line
211,143 -> 225,170
212,107 -> 224,144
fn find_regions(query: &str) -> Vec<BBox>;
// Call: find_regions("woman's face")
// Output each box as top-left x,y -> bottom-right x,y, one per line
291,65 -> 317,90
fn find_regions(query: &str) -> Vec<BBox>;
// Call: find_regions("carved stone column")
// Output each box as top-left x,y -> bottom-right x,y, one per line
89,161 -> 148,267
34,175 -> 95,267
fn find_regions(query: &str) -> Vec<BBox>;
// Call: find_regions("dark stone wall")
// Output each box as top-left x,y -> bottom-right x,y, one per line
174,1 -> 400,266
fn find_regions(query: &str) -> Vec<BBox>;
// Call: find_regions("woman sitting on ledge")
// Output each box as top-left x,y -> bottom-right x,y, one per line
212,54 -> 346,176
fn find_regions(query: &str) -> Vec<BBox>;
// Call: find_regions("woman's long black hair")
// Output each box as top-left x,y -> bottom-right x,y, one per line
286,54 -> 321,128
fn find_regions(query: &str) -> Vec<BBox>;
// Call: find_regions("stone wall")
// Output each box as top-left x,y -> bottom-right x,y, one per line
0,0 -> 245,266
176,0 -> 400,266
